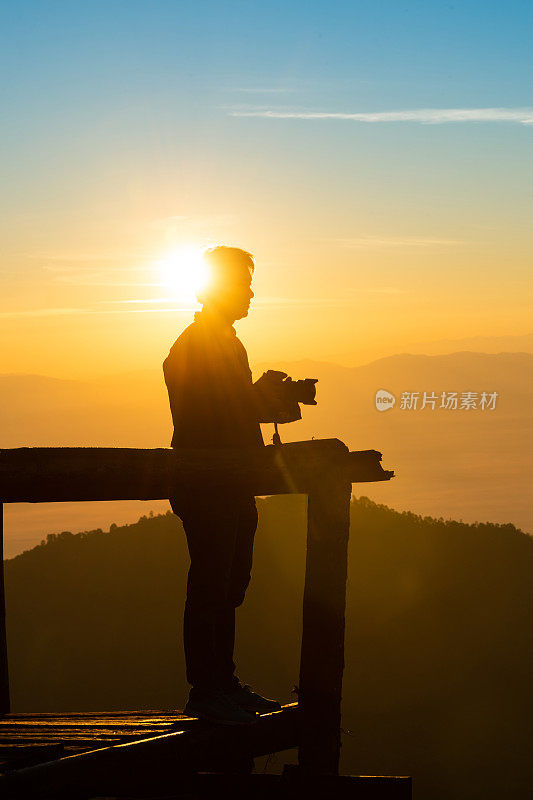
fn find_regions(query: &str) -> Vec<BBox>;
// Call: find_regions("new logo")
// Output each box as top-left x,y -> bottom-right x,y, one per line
375,389 -> 396,411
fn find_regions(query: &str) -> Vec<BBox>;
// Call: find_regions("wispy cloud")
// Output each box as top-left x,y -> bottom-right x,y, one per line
55,279 -> 157,287
106,296 -> 362,308
103,294 -> 405,308
42,263 -> 156,288
229,87 -> 296,94
35,253 -> 147,263
100,298 -> 184,304
0,308 -> 90,318
360,287 -> 406,294
230,107 -> 533,125
149,213 -> 237,233
335,236 -> 463,248
1,291 -> 407,318
0,306 -> 192,318
254,292 -> 404,306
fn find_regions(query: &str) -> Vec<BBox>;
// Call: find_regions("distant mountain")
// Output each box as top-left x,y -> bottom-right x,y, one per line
402,331 -> 533,356
5,498 -> 533,799
1,350 -> 532,556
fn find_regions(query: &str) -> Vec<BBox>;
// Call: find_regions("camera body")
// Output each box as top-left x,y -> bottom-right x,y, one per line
254,370 -> 318,424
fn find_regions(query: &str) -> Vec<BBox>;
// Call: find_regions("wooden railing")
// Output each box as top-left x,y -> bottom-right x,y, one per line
0,438 -> 394,776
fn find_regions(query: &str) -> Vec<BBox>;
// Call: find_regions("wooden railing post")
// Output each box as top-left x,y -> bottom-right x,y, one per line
0,502 -> 9,715
298,475 -> 352,774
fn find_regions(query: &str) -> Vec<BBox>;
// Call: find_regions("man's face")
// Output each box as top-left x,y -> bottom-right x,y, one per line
214,273 -> 254,321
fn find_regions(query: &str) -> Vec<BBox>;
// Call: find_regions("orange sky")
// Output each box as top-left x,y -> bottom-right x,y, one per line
2,3 -> 533,378
2,203 -> 532,379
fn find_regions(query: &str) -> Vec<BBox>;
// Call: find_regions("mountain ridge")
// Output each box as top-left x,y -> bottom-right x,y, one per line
4,496 -> 533,799
2,348 -> 533,384
2,350 -> 531,557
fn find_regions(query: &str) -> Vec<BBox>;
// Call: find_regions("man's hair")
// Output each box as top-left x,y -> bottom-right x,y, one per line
196,246 -> 254,304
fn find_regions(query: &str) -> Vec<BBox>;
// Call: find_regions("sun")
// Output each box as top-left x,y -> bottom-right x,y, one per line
156,245 -> 209,301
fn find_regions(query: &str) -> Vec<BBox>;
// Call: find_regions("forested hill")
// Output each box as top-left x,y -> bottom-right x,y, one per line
4,497 -> 533,799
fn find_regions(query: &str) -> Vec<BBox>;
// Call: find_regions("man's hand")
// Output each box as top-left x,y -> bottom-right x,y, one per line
253,370 -> 287,394
252,370 -> 289,423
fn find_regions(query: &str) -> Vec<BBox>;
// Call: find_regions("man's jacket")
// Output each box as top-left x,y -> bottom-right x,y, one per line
163,309 -> 265,450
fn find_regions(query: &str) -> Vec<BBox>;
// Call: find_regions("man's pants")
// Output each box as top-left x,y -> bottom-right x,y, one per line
170,489 -> 258,692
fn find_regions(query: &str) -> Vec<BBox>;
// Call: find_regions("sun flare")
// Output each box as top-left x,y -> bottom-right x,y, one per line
156,246 -> 209,301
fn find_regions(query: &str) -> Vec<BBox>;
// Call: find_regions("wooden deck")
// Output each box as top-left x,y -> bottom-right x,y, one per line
0,704 -> 411,798
0,708 -> 206,772
0,703 -> 302,797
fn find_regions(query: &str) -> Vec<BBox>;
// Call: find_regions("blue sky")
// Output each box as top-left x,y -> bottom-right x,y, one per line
3,0 -> 532,223
1,0 -> 532,375
3,2 -> 533,105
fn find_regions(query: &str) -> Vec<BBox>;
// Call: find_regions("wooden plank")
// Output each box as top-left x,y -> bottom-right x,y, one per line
0,710 -> 200,767
1,704 -> 300,798
347,449 -> 395,482
0,712 -> 198,744
98,771 -> 412,799
0,440 -> 392,504
282,766 -> 412,799
0,503 -> 9,716
0,731 -> 170,742
0,709 -> 191,719
0,710 -> 229,771
0,744 -> 65,771
0,717 -> 191,728
298,477 -> 352,775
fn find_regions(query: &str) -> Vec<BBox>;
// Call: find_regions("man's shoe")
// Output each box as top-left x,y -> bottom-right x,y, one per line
184,689 -> 258,726
224,682 -> 282,713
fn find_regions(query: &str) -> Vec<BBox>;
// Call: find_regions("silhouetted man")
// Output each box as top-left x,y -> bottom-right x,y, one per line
163,246 -> 282,725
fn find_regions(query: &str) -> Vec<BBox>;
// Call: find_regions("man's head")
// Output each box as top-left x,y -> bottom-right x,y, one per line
197,246 -> 255,323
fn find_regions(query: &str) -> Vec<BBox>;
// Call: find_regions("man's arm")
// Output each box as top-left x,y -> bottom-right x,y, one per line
164,337 -> 223,447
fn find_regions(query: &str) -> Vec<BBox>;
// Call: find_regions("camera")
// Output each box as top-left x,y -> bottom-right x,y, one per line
255,370 -> 318,424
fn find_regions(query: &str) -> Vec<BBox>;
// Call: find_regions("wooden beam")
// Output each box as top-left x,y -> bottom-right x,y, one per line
0,440 -> 393,504
347,449 -> 395,482
0,504 -> 9,716
298,476 -> 352,774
